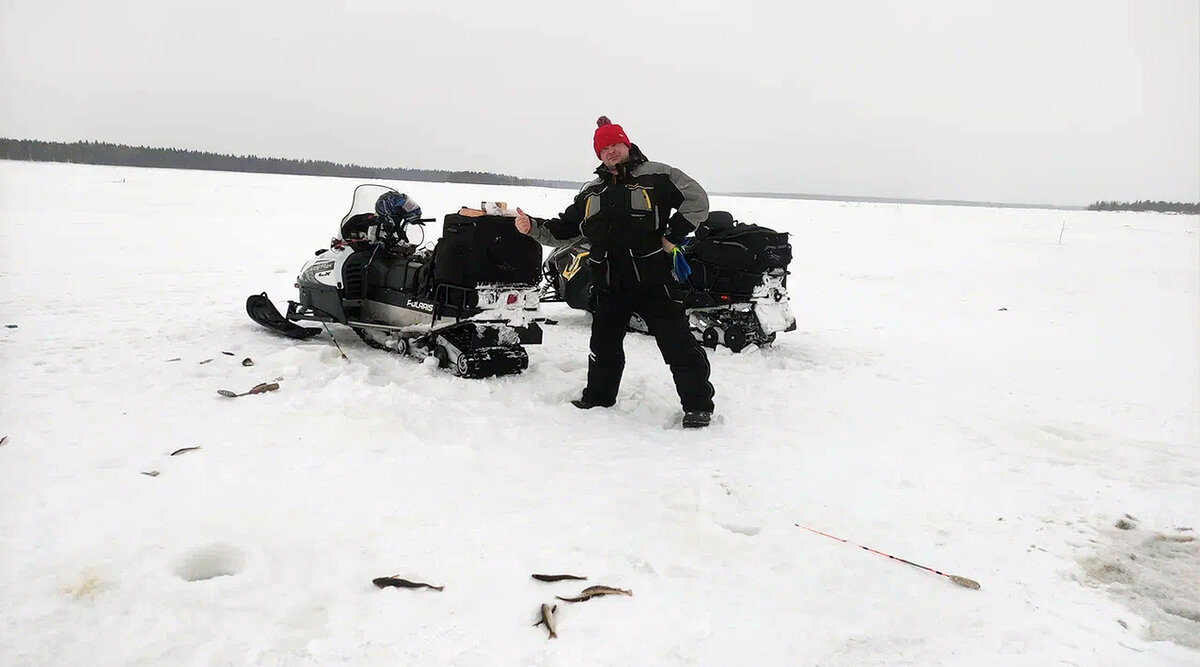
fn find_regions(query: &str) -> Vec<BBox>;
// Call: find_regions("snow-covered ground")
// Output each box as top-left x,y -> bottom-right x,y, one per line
1,160 -> 1197,666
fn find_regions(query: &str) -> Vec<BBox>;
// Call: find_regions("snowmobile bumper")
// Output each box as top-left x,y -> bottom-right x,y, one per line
287,299 -> 343,324
294,283 -> 347,323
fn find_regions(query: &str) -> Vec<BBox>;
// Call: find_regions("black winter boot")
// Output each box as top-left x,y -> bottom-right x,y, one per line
682,411 -> 712,428
571,396 -> 614,410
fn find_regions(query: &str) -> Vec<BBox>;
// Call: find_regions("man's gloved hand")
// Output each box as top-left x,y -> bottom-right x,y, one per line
671,246 -> 691,282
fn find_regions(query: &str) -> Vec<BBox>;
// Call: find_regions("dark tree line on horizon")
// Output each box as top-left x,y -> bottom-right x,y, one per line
0,138 -> 578,189
5,138 -> 1197,213
1087,200 -> 1199,214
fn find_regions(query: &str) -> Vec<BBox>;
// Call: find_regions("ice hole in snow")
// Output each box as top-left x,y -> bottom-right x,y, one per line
1078,523 -> 1200,649
174,543 -> 246,582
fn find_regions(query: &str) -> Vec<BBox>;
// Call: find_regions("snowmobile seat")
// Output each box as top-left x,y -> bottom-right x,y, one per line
388,260 -> 426,294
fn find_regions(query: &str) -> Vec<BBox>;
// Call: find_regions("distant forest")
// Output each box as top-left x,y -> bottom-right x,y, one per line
5,138 -> 1198,213
1087,200 -> 1199,214
0,138 -> 578,189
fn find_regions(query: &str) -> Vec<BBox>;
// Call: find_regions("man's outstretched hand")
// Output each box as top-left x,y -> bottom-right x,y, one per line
515,207 -> 531,234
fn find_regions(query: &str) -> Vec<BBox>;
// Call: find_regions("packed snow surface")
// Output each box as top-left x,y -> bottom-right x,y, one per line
1,161 -> 1197,666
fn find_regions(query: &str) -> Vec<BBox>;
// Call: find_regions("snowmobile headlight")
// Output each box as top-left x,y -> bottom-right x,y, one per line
300,259 -> 336,283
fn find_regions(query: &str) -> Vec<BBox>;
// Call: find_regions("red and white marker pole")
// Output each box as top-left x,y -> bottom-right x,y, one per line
796,523 -> 981,590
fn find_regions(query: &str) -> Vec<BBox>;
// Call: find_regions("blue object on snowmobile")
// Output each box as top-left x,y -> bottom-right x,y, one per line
374,191 -> 422,224
671,246 -> 692,282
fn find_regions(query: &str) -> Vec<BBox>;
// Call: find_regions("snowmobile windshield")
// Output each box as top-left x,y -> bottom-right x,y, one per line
340,184 -> 400,227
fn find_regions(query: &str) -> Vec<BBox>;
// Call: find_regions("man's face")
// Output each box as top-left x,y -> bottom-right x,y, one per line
599,142 -> 630,168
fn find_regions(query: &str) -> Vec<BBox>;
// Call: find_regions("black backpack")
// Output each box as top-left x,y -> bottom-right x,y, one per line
681,213 -> 791,295
691,216 -> 791,274
431,214 -> 543,288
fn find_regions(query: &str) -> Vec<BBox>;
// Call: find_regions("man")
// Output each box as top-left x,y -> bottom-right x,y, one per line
515,116 -> 715,428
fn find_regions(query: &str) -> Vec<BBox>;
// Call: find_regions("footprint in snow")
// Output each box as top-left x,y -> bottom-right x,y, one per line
173,543 -> 246,582
720,523 -> 762,537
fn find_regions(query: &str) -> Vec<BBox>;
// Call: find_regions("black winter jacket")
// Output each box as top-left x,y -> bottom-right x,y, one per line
529,145 -> 709,288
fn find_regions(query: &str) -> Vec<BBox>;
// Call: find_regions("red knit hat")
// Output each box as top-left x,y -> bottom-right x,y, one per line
593,116 -> 631,158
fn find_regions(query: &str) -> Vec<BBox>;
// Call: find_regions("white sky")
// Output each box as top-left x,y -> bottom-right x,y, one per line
1,0 -> 1197,205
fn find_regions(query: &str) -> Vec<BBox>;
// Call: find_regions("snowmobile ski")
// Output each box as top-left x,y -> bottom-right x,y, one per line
246,292 -> 321,339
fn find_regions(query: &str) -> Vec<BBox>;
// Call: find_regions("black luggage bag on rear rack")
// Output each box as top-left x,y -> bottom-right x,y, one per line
683,212 -> 792,297
430,213 -> 543,311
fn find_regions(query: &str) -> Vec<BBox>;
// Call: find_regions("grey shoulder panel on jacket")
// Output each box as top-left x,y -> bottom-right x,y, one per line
632,160 -> 674,176
635,161 -> 709,226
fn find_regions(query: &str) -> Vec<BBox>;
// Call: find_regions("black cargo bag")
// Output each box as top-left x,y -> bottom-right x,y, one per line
684,215 -> 792,295
685,259 -> 769,295
431,214 -> 543,288
692,222 -> 791,273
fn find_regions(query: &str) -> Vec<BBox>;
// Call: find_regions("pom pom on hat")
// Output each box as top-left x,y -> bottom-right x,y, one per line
593,115 -> 630,158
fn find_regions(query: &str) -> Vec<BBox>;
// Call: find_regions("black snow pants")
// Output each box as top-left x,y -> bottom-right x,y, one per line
582,284 -> 715,413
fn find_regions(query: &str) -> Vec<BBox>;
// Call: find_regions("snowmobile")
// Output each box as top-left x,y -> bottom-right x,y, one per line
247,184 -> 544,378
540,211 -> 795,352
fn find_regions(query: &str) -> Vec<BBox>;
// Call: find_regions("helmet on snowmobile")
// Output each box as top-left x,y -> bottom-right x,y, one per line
375,191 -> 422,225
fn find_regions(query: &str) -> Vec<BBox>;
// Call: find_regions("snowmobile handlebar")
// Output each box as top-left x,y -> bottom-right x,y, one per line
386,217 -> 433,231
380,216 -> 436,247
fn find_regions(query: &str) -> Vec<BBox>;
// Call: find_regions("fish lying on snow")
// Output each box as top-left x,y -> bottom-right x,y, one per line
533,603 -> 558,639
372,576 -> 444,591
555,585 -> 633,603
531,573 -> 588,582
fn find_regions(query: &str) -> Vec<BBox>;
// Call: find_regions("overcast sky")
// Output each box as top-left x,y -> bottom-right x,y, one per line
2,0 -> 1197,205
